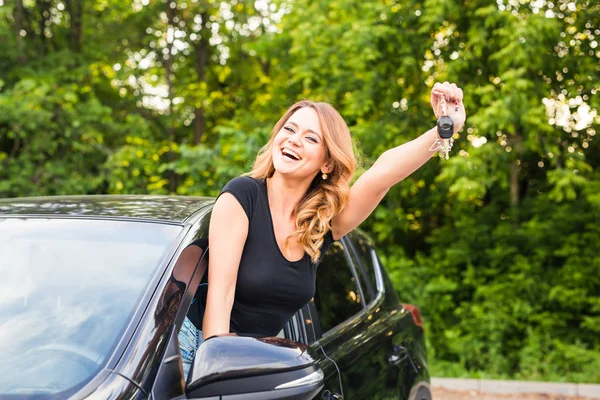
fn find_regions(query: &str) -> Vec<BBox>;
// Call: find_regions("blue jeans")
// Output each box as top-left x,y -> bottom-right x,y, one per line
178,316 -> 203,379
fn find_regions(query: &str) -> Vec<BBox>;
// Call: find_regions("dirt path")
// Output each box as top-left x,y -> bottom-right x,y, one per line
433,387 -> 596,400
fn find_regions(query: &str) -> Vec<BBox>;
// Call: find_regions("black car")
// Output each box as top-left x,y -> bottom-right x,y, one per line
0,195 -> 431,400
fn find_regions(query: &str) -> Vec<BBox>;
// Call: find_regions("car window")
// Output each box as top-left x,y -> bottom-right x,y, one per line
347,233 -> 380,304
0,218 -> 182,398
300,303 -> 318,343
313,241 -> 363,335
180,238 -> 209,330
283,314 -> 302,342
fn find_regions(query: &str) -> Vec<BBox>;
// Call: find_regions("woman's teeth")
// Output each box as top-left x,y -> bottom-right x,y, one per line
282,148 -> 300,160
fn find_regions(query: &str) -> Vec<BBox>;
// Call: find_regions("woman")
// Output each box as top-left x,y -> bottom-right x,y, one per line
179,81 -> 465,377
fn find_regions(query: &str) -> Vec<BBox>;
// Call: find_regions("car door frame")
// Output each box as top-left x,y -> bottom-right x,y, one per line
301,234 -> 386,343
127,207 -> 213,400
297,233 -> 415,399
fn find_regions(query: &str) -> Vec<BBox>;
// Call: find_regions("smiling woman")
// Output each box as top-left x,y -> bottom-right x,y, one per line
179,83 -> 466,375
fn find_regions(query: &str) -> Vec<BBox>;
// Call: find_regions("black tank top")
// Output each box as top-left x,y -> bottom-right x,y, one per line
219,176 -> 334,337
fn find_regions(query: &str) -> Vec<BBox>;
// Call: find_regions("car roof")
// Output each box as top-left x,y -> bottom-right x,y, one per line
0,195 -> 214,224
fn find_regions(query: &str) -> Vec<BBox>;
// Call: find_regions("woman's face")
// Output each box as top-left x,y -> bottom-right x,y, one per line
271,107 -> 331,180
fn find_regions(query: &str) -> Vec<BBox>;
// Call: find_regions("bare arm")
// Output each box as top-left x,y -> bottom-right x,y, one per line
331,82 -> 466,239
202,193 -> 249,339
331,127 -> 438,239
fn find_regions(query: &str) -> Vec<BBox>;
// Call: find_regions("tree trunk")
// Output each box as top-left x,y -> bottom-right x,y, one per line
193,107 -> 205,145
510,134 -> 523,226
165,1 -> 177,193
14,0 -> 26,64
193,12 -> 210,145
66,0 -> 83,53
37,0 -> 52,55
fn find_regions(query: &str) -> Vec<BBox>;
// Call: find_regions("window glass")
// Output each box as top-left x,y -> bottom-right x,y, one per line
313,241 -> 363,334
301,303 -> 318,343
0,218 -> 182,398
347,233 -> 379,303
285,315 -> 301,342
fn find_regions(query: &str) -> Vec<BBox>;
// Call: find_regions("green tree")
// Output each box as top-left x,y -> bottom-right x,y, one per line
1,0 -> 599,383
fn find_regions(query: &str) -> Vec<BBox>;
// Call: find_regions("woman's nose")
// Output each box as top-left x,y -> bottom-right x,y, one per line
287,134 -> 301,147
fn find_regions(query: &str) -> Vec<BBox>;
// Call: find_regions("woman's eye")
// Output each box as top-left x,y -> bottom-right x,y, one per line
306,137 -> 318,143
284,126 -> 295,133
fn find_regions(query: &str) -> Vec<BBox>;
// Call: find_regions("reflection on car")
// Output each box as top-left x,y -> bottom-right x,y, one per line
0,195 -> 431,400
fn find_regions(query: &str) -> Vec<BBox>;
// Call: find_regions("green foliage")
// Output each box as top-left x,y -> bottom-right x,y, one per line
1,0 -> 599,384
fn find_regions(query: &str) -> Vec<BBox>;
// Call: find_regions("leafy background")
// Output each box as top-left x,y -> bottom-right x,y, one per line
1,0 -> 599,383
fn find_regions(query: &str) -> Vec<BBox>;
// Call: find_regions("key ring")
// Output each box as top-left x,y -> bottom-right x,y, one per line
429,137 -> 454,151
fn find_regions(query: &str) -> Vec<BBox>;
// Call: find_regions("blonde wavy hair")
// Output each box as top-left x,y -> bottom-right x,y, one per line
249,100 -> 357,263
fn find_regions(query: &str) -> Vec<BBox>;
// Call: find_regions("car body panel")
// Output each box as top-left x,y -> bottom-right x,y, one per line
0,195 -> 213,224
74,369 -> 145,400
309,235 -> 423,400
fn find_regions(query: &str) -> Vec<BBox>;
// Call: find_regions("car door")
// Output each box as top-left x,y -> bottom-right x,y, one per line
151,227 -> 334,400
307,235 -> 416,400
286,304 -> 345,400
346,233 -> 428,399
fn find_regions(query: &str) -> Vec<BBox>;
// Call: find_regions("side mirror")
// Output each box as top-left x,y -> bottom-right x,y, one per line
186,336 -> 324,400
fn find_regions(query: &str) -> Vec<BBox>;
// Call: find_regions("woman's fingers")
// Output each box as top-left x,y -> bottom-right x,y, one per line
432,81 -> 462,103
449,83 -> 460,101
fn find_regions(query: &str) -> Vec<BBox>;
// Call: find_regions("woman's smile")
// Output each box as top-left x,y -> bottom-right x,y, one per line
281,148 -> 301,161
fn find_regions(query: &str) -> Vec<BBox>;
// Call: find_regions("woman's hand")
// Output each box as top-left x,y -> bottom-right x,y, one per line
430,81 -> 466,133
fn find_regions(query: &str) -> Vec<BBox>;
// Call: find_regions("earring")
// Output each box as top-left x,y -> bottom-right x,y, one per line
322,172 -> 328,180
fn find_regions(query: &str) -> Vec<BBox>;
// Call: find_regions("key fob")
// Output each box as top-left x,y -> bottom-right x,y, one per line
437,115 -> 454,139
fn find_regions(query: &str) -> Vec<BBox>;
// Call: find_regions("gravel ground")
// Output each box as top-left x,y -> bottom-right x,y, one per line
432,387 -> 597,400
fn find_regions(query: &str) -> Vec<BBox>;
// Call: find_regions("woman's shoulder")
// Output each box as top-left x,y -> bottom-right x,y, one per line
219,175 -> 265,219
223,175 -> 263,190
221,176 -> 264,196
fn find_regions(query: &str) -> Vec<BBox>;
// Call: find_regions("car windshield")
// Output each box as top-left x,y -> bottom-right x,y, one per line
0,218 -> 183,398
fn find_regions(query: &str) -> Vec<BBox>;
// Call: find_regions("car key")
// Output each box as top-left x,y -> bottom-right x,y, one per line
432,91 -> 455,159
437,115 -> 453,159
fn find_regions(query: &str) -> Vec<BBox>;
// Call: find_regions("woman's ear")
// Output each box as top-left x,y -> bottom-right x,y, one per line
322,159 -> 334,174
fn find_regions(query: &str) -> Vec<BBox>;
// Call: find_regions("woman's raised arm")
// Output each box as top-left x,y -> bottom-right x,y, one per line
201,193 -> 249,339
331,82 -> 466,239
